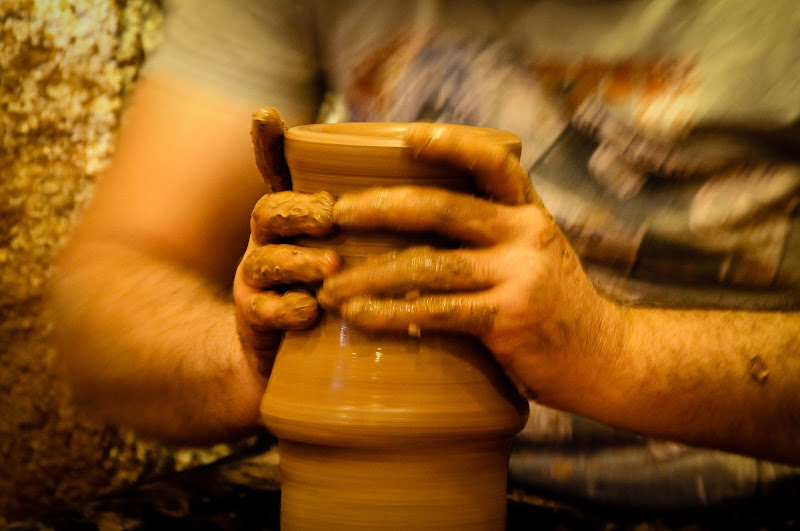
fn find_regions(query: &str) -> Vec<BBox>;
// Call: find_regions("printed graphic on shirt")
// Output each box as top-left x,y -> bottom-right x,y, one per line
533,56 -> 699,141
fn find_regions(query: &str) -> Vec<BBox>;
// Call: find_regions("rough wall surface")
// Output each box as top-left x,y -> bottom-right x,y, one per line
0,1 -> 230,523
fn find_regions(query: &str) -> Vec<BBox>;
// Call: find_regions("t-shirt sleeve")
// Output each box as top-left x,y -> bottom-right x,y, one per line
143,0 -> 320,121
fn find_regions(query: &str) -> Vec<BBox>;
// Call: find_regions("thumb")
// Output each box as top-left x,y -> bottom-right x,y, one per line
404,122 -> 536,206
251,107 -> 292,193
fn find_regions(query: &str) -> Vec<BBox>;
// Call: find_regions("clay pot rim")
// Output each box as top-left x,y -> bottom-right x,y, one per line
285,122 -> 520,151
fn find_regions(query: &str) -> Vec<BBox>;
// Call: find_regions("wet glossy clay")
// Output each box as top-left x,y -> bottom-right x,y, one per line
260,122 -> 529,530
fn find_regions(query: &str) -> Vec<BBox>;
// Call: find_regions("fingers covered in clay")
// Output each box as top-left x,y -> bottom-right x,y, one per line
234,235 -> 339,374
334,186 -> 521,247
326,185 -> 561,340
251,107 -> 292,193
237,190 -> 339,335
234,285 -> 314,377
251,190 -> 335,244
318,244 -> 501,335
404,123 -> 537,206
318,246 -> 495,308
241,244 -> 339,289
321,172 -> 611,406
338,294 -> 499,336
235,186 -> 340,370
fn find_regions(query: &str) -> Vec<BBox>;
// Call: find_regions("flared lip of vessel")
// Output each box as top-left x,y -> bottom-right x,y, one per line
284,122 -> 522,181
285,122 -> 521,151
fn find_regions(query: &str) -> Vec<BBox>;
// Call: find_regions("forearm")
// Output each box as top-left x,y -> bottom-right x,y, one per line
578,304 -> 800,464
52,239 -> 268,445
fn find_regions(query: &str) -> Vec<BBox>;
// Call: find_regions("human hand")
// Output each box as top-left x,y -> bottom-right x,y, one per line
234,108 -> 340,377
317,123 -> 624,408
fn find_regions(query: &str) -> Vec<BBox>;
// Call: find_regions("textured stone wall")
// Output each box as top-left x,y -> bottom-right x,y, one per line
0,1 -> 230,523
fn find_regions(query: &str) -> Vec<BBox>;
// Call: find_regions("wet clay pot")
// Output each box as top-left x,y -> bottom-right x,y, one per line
260,122 -> 530,530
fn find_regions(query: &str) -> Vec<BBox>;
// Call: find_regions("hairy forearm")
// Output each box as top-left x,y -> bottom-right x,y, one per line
579,304 -> 800,464
51,239 -> 268,445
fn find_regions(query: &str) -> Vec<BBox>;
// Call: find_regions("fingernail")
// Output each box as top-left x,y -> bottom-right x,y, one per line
320,250 -> 342,274
316,283 -> 337,310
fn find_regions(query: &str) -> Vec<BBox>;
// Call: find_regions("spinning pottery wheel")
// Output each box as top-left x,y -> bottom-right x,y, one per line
259,121 -> 529,530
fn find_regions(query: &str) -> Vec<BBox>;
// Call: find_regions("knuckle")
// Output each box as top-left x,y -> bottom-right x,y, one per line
232,280 -> 250,309
246,294 -> 277,331
516,206 -> 558,245
240,247 -> 275,287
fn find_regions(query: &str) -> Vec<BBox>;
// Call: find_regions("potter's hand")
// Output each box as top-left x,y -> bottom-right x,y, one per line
318,124 -> 623,405
234,109 -> 340,376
